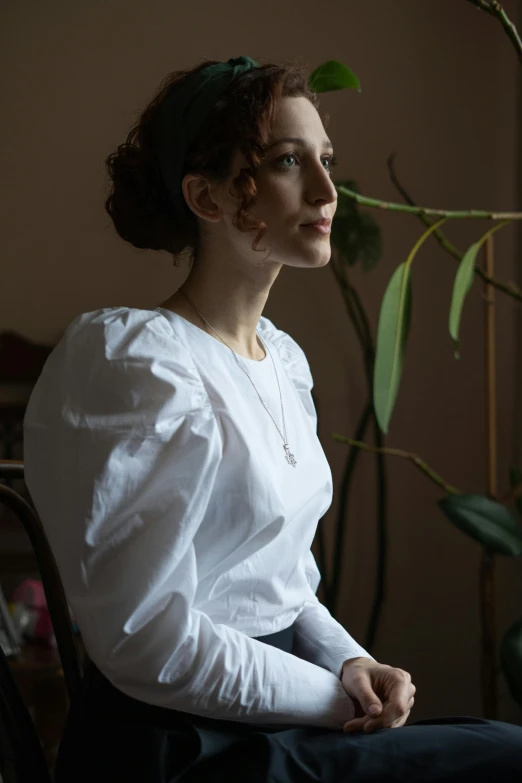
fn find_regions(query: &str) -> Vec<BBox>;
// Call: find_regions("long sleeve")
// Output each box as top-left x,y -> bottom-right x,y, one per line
293,549 -> 374,679
23,307 -> 357,730
264,319 -> 374,679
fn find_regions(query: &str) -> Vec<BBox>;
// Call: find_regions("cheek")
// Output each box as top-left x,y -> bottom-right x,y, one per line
254,175 -> 298,216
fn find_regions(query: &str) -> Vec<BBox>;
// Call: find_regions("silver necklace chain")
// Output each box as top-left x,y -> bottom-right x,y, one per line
178,289 -> 297,467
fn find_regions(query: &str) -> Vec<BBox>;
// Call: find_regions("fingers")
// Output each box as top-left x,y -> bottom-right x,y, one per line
341,661 -> 416,735
364,707 -> 411,733
341,659 -> 385,717
382,669 -> 414,722
343,694 -> 416,735
389,708 -> 411,729
363,694 -> 415,734
343,715 -> 372,733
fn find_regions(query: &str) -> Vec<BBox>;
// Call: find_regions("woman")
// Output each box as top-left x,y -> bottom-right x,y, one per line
23,56 -> 522,782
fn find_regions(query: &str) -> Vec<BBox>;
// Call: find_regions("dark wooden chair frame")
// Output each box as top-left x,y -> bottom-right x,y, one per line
0,460 -> 83,702
0,459 -> 85,781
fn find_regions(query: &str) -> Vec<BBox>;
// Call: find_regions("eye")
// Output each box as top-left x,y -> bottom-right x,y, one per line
277,153 -> 297,168
276,152 -> 338,172
326,155 -> 338,171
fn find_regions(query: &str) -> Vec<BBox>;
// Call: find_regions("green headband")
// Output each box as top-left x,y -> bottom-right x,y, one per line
155,55 -> 260,215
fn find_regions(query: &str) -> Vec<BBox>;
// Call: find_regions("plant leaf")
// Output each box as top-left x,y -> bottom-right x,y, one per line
373,218 -> 447,433
334,179 -> 359,213
330,194 -> 360,265
500,617 -> 522,708
448,221 -> 510,359
373,262 -> 412,434
449,241 -> 479,359
438,494 -> 522,556
309,61 -> 360,93
330,181 -> 382,270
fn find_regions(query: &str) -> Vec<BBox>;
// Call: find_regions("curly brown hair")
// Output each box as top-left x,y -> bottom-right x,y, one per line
104,58 -> 327,266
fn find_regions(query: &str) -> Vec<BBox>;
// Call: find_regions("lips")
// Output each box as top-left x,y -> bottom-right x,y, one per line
301,218 -> 332,228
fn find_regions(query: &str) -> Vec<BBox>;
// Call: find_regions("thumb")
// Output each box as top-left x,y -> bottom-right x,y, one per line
350,671 -> 383,717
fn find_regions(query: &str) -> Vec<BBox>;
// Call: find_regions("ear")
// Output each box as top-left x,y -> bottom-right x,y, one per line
181,173 -> 223,223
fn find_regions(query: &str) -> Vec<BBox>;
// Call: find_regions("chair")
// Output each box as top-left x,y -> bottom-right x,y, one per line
0,459 -> 84,781
0,642 -> 52,782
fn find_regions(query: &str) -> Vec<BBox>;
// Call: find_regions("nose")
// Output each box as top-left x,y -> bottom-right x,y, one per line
305,159 -> 338,210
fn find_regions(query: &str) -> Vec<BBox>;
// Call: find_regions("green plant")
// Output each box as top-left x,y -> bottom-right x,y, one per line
308,0 -> 522,719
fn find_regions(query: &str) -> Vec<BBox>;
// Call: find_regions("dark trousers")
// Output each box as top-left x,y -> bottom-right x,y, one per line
55,624 -> 522,782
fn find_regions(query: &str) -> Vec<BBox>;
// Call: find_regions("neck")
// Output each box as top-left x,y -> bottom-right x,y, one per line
161,255 -> 282,359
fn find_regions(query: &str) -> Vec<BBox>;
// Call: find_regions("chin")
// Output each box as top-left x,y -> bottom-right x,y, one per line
270,236 -> 333,268
286,252 -> 331,269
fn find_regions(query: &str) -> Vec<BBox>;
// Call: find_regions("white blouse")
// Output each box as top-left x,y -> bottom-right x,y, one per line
23,306 -> 372,730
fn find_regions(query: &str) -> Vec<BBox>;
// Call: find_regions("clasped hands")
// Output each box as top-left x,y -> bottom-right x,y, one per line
340,657 -> 416,734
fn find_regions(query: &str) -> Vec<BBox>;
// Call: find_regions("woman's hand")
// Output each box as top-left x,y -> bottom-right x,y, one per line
340,657 -> 416,734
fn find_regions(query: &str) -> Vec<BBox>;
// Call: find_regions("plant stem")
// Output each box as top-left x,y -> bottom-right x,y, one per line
327,249 -> 389,651
331,402 -> 373,615
466,0 -> 497,14
481,235 -> 498,719
465,0 -> 522,64
346,274 -> 389,652
332,435 -> 462,496
328,250 -> 374,614
336,185 -> 522,222
365,417 -> 388,652
386,154 -> 522,304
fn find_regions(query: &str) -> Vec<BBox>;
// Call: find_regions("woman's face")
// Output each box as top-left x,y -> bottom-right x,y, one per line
222,95 -> 339,271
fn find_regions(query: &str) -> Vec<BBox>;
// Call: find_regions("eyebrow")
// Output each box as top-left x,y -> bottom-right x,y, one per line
264,136 -> 334,152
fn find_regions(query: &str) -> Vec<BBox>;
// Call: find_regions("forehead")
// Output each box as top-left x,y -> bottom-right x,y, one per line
269,96 -> 325,141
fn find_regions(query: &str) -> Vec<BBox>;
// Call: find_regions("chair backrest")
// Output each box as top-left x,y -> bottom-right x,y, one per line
0,461 -> 83,703
0,642 -> 51,782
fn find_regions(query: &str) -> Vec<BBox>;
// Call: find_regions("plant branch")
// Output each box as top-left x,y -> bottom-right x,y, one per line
332,434 -> 462,496
330,403 -> 373,615
336,185 -> 522,222
466,0 -> 522,64
365,414 -> 388,652
466,0 -> 496,14
328,250 -> 374,614
328,249 -> 389,652
386,154 -> 522,304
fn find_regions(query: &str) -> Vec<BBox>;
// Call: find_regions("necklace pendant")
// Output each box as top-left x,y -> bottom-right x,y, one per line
283,443 -> 297,467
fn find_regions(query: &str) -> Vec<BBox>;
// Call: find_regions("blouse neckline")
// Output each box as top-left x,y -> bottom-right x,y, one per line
155,306 -> 269,365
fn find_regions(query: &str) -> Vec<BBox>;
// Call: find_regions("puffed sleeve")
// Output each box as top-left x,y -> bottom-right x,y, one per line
294,549 -> 375,679
23,307 -> 359,728
261,318 -> 374,678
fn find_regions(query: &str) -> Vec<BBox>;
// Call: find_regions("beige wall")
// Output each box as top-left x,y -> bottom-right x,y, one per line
2,0 -> 521,724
